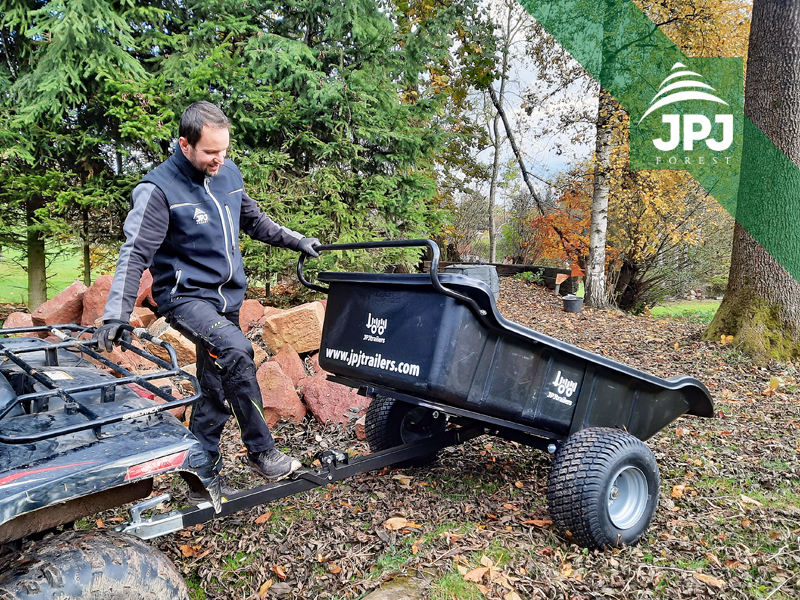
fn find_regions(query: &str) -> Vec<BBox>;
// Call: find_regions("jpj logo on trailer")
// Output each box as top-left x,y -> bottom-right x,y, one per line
363,313 -> 387,343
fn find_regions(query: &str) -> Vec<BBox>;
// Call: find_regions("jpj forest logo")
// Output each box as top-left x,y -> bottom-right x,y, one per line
630,57 -> 743,172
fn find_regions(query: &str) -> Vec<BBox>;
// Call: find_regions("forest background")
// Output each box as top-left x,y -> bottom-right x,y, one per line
0,0 -> 756,336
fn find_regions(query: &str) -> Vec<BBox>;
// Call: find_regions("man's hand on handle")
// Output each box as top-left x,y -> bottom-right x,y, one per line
94,320 -> 132,352
297,237 -> 322,258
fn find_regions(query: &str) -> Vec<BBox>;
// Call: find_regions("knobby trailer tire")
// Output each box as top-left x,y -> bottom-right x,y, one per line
547,427 -> 660,550
0,530 -> 189,600
364,395 -> 446,468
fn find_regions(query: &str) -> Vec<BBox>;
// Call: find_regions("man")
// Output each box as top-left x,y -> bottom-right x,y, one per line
95,101 -> 320,494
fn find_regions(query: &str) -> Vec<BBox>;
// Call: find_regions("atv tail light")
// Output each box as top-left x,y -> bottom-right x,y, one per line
125,451 -> 187,481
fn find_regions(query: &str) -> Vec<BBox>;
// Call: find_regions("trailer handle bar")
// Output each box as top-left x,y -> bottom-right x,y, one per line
297,239 -> 487,319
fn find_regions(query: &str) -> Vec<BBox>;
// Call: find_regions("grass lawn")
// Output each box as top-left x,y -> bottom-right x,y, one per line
0,248 -> 85,305
650,299 -> 721,323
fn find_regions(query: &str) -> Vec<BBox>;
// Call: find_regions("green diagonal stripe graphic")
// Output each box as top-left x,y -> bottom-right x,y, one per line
518,0 -> 800,282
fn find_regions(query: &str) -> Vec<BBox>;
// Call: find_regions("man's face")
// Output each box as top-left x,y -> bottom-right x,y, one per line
179,125 -> 230,177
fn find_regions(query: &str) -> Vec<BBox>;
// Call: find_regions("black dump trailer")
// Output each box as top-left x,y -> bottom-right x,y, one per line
300,239 -> 714,549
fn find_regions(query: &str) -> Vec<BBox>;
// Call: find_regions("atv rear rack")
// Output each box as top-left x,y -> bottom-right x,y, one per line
0,325 -> 200,444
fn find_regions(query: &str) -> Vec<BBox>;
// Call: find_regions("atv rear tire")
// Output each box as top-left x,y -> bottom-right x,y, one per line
0,529 -> 189,599
547,427 -> 660,549
364,395 -> 446,468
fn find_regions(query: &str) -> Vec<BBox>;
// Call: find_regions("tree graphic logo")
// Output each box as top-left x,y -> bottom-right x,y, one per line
629,57 -> 742,176
640,63 -> 733,153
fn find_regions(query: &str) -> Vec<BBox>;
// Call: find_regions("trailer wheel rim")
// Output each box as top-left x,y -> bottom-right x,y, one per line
400,407 -> 436,444
607,465 -> 648,530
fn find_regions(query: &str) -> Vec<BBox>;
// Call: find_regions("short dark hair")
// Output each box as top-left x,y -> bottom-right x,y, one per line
179,101 -> 229,146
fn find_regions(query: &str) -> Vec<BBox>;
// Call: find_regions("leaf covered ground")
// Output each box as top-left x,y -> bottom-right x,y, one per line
137,279 -> 799,600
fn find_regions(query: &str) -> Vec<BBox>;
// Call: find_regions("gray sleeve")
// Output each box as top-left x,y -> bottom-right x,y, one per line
239,189 -> 304,250
103,183 -> 169,322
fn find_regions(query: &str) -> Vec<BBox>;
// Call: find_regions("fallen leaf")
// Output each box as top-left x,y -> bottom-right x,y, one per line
180,544 -> 204,558
328,563 -> 341,574
96,519 -> 104,528
255,512 -> 273,524
480,555 -> 494,567
257,580 -> 273,599
514,481 -> 524,488
521,519 -> 552,527
693,573 -> 725,588
272,565 -> 286,579
559,563 -> 574,577
741,519 -> 751,528
457,565 -> 468,576
671,484 -> 685,498
392,474 -> 413,486
502,503 -> 519,511
464,567 -> 489,582
383,517 -> 420,530
706,553 -> 721,567
477,584 -> 490,595
504,592 -> 522,600
740,494 -> 762,507
769,376 -> 782,390
725,559 -> 746,569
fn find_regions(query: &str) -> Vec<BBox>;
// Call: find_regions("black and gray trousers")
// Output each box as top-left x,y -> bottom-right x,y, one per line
166,299 -> 273,472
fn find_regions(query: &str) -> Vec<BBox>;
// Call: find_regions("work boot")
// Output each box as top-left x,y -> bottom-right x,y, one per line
187,474 -> 237,506
248,448 -> 302,480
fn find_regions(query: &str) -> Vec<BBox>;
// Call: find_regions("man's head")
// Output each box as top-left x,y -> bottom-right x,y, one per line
178,101 -> 230,177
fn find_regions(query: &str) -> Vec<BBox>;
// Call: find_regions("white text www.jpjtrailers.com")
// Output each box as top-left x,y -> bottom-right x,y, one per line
324,348 -> 421,377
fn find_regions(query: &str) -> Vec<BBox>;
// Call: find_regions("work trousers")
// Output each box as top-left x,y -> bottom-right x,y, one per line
166,299 -> 273,472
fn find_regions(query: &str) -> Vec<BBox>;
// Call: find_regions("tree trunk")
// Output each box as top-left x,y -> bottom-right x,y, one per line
82,208 -> 92,287
703,0 -> 800,361
26,197 -> 47,310
585,86 -> 614,309
488,112 -> 501,263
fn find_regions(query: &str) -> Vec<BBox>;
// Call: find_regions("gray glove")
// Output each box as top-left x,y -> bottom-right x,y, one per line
93,320 -> 132,352
297,237 -> 321,258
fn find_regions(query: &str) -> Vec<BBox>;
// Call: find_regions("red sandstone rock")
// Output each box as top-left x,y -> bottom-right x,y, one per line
2,312 -> 41,337
309,352 -> 328,379
239,299 -> 265,333
255,362 -> 307,428
251,342 -> 268,368
257,306 -> 283,327
131,306 -> 157,328
31,281 -> 87,326
299,377 -> 368,425
270,345 -> 307,386
261,302 -> 324,354
81,275 -> 114,326
355,414 -> 367,441
136,269 -> 155,307
144,326 -> 197,366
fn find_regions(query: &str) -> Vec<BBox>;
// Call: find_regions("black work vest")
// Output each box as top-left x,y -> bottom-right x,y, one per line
142,150 -> 248,314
